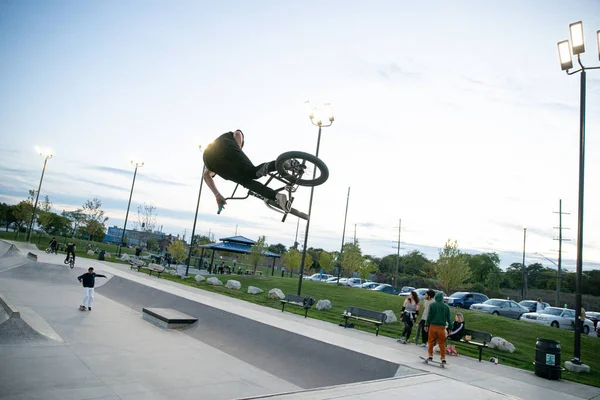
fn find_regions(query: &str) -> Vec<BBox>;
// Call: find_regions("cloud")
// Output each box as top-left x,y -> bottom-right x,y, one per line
540,102 -> 577,113
86,165 -> 189,187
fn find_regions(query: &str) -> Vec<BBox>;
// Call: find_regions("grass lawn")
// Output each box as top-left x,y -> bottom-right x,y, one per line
137,270 -> 600,387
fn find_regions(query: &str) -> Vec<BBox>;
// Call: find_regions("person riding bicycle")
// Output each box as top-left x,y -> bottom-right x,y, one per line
65,240 -> 76,264
203,130 -> 294,212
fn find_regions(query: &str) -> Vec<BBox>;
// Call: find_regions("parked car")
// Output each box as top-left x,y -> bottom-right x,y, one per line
306,273 -> 333,282
346,278 -> 369,287
585,311 -> 600,328
399,288 -> 446,300
446,292 -> 489,309
518,300 -> 551,313
521,307 -> 595,334
371,284 -> 401,295
399,286 -> 415,293
469,299 -> 529,319
325,277 -> 347,285
361,282 -> 380,289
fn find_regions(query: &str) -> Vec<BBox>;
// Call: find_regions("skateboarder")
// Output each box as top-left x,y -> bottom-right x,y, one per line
425,292 -> 453,364
77,267 -> 107,311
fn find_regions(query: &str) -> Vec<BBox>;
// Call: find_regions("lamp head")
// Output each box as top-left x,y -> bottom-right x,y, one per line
304,101 -> 314,120
569,21 -> 585,55
324,103 -> 335,123
557,40 -> 573,70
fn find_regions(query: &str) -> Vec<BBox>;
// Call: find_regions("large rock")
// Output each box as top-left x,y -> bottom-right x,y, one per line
268,288 -> 285,300
565,361 -> 591,373
225,280 -> 242,290
316,299 -> 332,310
248,286 -> 263,295
207,277 -> 223,286
119,253 -> 130,261
383,310 -> 397,323
87,250 -> 95,255
489,337 -> 515,353
195,274 -> 206,282
168,269 -> 179,276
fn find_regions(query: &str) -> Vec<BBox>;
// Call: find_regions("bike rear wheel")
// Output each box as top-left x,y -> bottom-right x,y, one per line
275,151 -> 329,187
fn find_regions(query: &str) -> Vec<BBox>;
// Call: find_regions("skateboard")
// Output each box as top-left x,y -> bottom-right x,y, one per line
420,356 -> 447,368
78,306 -> 87,311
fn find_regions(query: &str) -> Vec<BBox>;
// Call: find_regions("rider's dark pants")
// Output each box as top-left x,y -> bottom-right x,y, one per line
65,251 -> 75,263
203,141 -> 278,200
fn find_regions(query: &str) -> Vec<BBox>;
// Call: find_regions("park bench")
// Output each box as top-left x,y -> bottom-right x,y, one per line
280,294 -> 315,318
457,328 -> 492,361
341,306 -> 387,336
146,264 -> 165,278
129,259 -> 146,272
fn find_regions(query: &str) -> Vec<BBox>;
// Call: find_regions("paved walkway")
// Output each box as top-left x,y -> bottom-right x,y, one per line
1,241 -> 599,400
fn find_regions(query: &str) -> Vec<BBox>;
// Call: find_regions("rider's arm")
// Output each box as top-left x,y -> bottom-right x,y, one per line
203,168 -> 221,197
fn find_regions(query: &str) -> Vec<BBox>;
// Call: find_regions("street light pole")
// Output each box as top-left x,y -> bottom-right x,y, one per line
556,20 -> 599,367
522,227 -> 527,301
117,161 -> 144,257
186,146 -> 205,276
26,150 -> 53,242
297,102 -> 334,296
336,187 -> 350,284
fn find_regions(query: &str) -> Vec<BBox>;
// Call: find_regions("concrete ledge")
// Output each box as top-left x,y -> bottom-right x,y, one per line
27,252 -> 38,261
565,361 -> 591,373
142,307 -> 197,329
0,292 -> 20,318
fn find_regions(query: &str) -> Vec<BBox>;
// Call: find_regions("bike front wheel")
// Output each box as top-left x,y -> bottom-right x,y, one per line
275,151 -> 329,187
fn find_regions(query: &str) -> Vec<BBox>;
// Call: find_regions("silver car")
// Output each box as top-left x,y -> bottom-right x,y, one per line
469,299 -> 529,319
520,307 -> 595,334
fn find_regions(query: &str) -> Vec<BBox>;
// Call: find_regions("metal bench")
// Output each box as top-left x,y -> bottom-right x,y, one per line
458,328 -> 492,361
341,306 -> 387,336
280,293 -> 315,318
146,264 -> 165,278
129,259 -> 146,271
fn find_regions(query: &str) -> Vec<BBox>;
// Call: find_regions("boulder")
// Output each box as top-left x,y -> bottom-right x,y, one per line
248,286 -> 263,295
489,336 -> 515,353
383,310 -> 397,323
119,253 -> 130,261
87,250 -> 95,255
207,277 -> 223,286
168,269 -> 178,276
195,274 -> 206,282
316,299 -> 332,310
268,288 -> 285,300
179,274 -> 190,279
225,280 -> 242,290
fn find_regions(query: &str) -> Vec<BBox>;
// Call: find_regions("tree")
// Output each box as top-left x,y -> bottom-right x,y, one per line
358,259 -> 378,280
82,198 -> 108,241
11,192 -> 36,238
267,243 -> 287,255
434,239 -> 471,294
340,242 -> 363,278
246,236 -> 266,274
505,263 -> 524,290
167,240 -> 186,264
62,209 -> 86,237
38,213 -> 71,236
36,195 -> 54,233
0,202 -> 16,232
400,250 -> 430,275
283,248 -> 302,272
467,252 -> 500,283
318,251 -> 334,272
379,254 -> 400,275
134,202 -> 157,246
146,237 -> 159,251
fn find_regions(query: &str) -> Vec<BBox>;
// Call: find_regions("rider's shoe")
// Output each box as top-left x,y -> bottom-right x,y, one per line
256,162 -> 270,178
275,193 -> 291,212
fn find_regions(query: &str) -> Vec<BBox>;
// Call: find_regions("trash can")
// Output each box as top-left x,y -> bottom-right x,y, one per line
534,338 -> 562,380
98,250 -> 106,261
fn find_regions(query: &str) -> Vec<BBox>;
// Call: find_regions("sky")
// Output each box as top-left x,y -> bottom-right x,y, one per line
1,0 -> 600,271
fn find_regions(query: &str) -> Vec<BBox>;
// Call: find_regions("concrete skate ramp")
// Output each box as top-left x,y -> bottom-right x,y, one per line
0,262 -> 87,285
0,239 -> 19,258
97,276 -> 406,389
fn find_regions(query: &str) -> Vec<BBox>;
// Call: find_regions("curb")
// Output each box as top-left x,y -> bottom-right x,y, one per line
0,292 -> 20,318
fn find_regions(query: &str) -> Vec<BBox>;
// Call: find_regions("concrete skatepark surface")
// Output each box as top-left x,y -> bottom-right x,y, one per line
1,240 -> 600,400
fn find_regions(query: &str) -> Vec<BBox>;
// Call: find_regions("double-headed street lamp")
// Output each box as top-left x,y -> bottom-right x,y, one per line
186,144 -> 206,276
556,20 -> 600,367
26,148 -> 53,242
117,160 -> 144,257
297,102 -> 334,296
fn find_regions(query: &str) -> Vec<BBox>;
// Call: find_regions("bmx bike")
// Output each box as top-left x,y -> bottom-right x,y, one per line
219,151 -> 329,222
64,253 -> 75,269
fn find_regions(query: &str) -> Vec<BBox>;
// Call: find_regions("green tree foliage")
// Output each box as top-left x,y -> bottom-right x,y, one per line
82,198 -> 108,241
62,209 -> 86,237
11,192 -> 36,238
146,237 -> 159,251
505,263 -> 525,290
340,242 -> 363,278
400,250 -> 430,275
379,254 -> 400,275
267,243 -> 287,254
283,248 -> 302,272
467,252 -> 500,283
318,251 -> 334,272
358,260 -> 378,280
0,202 -> 16,232
434,239 -> 471,293
246,236 -> 266,274
167,240 -> 186,264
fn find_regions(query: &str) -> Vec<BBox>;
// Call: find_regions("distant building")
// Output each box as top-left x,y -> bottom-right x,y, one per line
104,226 -> 168,249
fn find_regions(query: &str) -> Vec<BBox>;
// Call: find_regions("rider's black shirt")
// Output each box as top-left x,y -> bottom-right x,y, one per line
67,244 -> 75,252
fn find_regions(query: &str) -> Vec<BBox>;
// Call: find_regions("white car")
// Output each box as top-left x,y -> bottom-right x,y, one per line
346,278 -> 369,287
306,273 -> 333,282
521,307 -> 595,334
361,282 -> 380,289
326,277 -> 348,285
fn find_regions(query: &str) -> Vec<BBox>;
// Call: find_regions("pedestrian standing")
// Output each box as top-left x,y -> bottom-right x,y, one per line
414,289 -> 435,347
398,290 -> 420,344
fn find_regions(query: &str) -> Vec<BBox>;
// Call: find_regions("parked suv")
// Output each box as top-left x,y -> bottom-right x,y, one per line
446,292 -> 488,309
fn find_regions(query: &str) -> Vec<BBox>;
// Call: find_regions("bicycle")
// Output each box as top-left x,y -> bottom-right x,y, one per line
219,151 -> 329,222
64,253 -> 75,269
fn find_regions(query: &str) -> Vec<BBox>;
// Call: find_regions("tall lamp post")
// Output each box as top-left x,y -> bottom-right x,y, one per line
521,227 -> 527,301
556,21 -> 600,368
336,187 -> 351,284
186,145 -> 206,276
297,102 -> 334,296
117,160 -> 144,257
26,149 -> 53,242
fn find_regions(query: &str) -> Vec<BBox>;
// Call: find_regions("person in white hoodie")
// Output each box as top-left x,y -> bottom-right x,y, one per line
414,289 -> 435,347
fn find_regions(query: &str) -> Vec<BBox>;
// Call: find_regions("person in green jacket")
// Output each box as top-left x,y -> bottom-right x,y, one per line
425,291 -> 453,363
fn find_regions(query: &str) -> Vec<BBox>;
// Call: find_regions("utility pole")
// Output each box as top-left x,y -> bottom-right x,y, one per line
353,224 -> 357,245
336,187 -> 350,283
395,219 -> 401,288
553,199 -> 571,307
235,225 -> 238,236
294,219 -> 300,249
